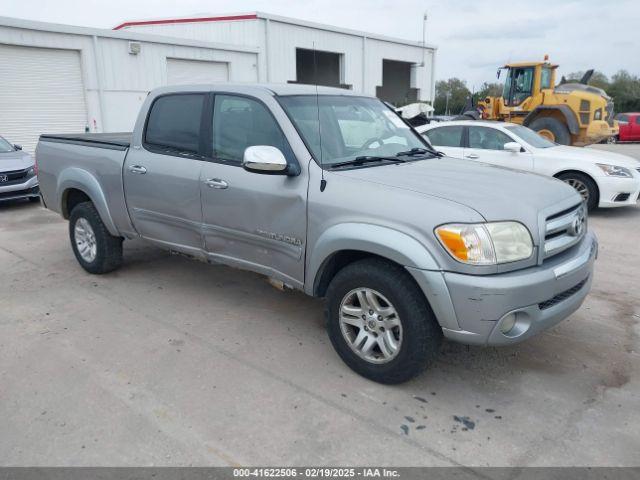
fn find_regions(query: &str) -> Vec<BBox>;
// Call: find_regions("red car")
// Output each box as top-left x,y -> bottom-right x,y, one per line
613,112 -> 640,142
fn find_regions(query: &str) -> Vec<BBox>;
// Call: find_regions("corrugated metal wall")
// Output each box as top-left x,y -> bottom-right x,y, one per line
125,16 -> 436,103
0,19 -> 259,141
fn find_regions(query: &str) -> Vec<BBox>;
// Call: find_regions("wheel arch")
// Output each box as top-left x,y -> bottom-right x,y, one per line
57,168 -> 119,236
553,169 -> 600,205
306,224 -> 441,297
523,105 -> 580,135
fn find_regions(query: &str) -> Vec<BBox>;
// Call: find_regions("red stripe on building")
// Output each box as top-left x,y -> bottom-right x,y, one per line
113,14 -> 258,30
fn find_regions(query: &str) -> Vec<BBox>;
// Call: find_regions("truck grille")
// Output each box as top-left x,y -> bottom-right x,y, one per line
0,168 -> 30,186
538,277 -> 588,310
543,203 -> 587,259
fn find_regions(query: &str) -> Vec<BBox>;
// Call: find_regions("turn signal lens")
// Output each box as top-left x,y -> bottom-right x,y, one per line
435,222 -> 533,265
435,224 -> 496,265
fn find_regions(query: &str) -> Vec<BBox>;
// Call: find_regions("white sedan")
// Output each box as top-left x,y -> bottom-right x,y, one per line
417,120 -> 640,210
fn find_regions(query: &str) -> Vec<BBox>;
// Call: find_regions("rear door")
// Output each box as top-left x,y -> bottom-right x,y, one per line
464,125 -> 534,171
199,93 -> 307,287
421,125 -> 465,158
123,93 -> 208,254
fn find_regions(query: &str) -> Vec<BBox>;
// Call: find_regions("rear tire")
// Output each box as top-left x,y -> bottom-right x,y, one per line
557,172 -> 599,211
69,202 -> 123,274
530,117 -> 571,145
325,258 -> 442,384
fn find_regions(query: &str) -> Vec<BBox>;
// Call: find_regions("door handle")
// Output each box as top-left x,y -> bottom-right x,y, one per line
465,154 -> 479,159
128,165 -> 147,174
205,178 -> 228,189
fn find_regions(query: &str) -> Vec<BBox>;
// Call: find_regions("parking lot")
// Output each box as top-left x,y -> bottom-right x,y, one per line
1,144 -> 638,467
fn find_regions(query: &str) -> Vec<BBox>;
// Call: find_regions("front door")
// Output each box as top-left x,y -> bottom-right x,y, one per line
199,93 -> 307,287
463,126 -> 534,171
124,93 -> 208,253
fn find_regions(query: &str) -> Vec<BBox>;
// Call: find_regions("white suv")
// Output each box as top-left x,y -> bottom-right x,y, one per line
418,120 -> 640,210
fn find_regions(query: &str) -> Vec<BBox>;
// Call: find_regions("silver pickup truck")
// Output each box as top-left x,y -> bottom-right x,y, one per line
37,84 -> 597,383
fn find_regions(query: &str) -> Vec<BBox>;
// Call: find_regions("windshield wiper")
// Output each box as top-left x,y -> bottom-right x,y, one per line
329,155 -> 407,169
395,147 -> 443,158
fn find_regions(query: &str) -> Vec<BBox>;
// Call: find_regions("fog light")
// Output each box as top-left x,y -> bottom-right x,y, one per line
500,313 -> 517,334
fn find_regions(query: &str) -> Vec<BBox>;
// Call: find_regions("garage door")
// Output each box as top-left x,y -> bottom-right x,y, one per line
0,44 -> 88,153
167,58 -> 229,86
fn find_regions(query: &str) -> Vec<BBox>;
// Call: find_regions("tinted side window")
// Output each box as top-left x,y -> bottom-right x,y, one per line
636,116 -> 640,125
213,95 -> 288,164
145,94 -> 205,154
615,114 -> 628,123
424,126 -> 464,147
468,126 -> 513,150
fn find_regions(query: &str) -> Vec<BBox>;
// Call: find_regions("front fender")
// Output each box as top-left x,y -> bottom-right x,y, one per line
305,223 -> 441,295
57,167 -> 119,236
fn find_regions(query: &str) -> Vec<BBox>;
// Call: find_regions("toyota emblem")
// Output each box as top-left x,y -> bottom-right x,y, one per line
569,209 -> 586,237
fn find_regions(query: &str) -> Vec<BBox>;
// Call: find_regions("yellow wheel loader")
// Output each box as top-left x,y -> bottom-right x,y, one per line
459,58 -> 618,146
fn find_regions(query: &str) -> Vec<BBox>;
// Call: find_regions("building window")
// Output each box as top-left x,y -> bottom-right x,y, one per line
293,48 -> 348,89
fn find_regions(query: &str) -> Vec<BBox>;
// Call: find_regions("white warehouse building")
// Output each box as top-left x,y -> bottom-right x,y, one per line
0,13 -> 436,152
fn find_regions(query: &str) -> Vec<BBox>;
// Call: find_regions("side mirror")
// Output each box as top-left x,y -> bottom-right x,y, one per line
13,144 -> 22,151
242,145 -> 289,175
503,142 -> 522,153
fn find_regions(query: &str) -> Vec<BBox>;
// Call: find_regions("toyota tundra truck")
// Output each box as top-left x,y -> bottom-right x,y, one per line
36,84 -> 597,383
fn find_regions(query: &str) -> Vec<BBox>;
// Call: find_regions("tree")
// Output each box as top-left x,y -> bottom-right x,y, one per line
473,82 -> 503,103
564,70 -> 610,90
608,70 -> 640,113
434,78 -> 471,115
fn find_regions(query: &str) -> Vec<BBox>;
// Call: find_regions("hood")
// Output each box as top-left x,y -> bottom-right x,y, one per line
539,145 -> 640,170
0,150 -> 34,172
332,156 -> 580,223
555,82 -> 610,100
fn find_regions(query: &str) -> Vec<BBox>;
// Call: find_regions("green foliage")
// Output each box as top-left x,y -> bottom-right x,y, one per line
473,82 -> 503,103
434,78 -> 471,115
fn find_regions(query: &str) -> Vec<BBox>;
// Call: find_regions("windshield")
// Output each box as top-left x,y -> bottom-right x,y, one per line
278,95 -> 430,167
505,125 -> 556,148
0,136 -> 14,153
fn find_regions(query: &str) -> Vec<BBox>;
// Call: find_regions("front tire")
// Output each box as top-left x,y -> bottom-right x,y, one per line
557,172 -> 599,211
325,258 -> 442,384
69,202 -> 123,274
530,117 -> 571,145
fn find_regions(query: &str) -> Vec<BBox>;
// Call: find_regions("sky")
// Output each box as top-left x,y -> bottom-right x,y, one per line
1,0 -> 638,89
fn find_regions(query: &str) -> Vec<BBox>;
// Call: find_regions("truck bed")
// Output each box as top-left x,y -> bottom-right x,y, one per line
39,132 -> 132,151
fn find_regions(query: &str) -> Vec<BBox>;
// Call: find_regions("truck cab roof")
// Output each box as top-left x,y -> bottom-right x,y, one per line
151,83 -> 362,97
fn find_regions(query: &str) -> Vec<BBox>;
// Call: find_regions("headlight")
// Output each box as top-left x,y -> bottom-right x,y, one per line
596,164 -> 632,177
27,167 -> 35,176
435,222 -> 533,265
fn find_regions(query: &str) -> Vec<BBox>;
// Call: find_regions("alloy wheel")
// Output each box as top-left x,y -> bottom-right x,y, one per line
74,217 -> 97,263
338,288 -> 403,364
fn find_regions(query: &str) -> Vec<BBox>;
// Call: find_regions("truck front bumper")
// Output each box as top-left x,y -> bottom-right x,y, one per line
407,231 -> 597,347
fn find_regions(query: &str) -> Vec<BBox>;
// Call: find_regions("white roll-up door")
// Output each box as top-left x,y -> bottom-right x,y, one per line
167,58 -> 229,86
0,44 -> 88,153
